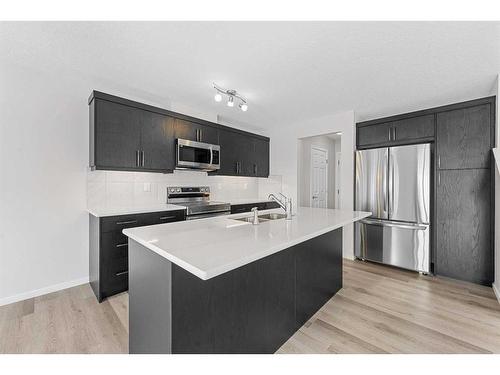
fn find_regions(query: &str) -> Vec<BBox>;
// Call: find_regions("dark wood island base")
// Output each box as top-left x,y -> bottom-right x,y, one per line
128,229 -> 343,354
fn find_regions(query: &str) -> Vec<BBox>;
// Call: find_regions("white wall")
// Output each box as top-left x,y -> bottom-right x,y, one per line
0,60 -> 278,306
269,110 -> 356,258
298,135 -> 337,209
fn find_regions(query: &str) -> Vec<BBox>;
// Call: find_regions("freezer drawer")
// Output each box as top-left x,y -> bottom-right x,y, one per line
354,219 -> 430,273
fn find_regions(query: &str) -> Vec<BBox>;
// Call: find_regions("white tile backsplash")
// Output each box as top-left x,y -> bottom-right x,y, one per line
87,170 -> 282,208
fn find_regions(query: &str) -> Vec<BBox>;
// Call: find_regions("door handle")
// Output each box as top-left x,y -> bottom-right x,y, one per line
141,151 -> 145,167
392,127 -> 396,141
388,127 -> 391,141
200,129 -> 203,142
360,218 -> 428,230
438,155 -> 441,169
135,150 -> 140,167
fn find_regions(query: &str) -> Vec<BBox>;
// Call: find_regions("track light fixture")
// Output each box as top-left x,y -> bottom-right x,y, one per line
213,83 -> 248,112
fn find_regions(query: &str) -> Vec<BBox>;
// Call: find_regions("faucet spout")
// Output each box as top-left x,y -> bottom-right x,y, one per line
268,193 -> 293,220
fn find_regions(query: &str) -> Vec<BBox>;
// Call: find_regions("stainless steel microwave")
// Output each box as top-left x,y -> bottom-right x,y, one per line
176,138 -> 221,171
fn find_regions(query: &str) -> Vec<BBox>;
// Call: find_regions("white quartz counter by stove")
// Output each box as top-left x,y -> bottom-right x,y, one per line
123,207 -> 371,280
87,204 -> 186,218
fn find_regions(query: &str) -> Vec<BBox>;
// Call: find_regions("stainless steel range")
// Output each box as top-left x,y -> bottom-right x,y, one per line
167,186 -> 230,220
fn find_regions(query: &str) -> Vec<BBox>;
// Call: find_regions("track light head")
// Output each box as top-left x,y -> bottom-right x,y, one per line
227,96 -> 234,107
239,102 -> 248,112
214,93 -> 222,102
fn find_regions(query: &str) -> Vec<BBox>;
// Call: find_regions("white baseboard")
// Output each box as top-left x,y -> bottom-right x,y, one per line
0,276 -> 89,307
493,283 -> 500,305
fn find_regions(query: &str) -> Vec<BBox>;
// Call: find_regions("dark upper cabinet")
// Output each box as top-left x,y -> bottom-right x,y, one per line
217,127 -> 270,177
89,91 -> 269,177
435,169 -> 492,285
94,99 -> 142,170
218,128 -> 242,175
140,111 -> 176,171
91,98 -> 175,172
357,122 -> 391,147
357,114 -> 434,148
391,114 -> 434,143
436,104 -> 492,170
253,138 -> 270,177
174,118 -> 219,144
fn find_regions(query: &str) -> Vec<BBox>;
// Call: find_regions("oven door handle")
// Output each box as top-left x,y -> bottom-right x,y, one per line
210,147 -> 213,165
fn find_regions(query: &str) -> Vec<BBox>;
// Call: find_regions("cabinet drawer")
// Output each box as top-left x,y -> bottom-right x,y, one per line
102,257 -> 129,296
100,214 -> 145,233
142,209 -> 186,225
102,231 -> 129,260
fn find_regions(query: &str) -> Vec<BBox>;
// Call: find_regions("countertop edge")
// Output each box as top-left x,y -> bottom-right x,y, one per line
87,204 -> 187,217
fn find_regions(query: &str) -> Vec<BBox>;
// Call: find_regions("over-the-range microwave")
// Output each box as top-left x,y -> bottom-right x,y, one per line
176,138 -> 221,171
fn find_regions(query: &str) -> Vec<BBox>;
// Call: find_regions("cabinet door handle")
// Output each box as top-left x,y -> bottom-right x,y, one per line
200,129 -> 203,142
116,271 -> 129,276
438,172 -> 441,186
141,150 -> 145,167
136,150 -> 140,167
116,243 -> 128,248
159,215 -> 176,221
438,155 -> 441,169
393,127 -> 396,141
116,220 -> 138,225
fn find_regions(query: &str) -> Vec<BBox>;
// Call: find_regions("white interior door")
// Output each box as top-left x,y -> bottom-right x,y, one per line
311,147 -> 328,208
335,151 -> 341,208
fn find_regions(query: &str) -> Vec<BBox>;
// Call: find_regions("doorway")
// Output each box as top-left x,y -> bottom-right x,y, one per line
298,132 -> 341,209
311,147 -> 328,208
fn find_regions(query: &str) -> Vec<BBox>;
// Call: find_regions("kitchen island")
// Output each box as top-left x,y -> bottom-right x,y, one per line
123,207 -> 370,354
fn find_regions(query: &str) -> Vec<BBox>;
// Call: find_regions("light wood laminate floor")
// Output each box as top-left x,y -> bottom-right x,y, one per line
1,259 -> 500,354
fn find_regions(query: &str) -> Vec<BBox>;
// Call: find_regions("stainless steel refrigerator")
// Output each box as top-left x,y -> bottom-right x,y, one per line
354,143 -> 431,273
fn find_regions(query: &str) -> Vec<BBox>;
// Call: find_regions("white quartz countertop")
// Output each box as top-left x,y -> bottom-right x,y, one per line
87,204 -> 186,217
123,207 -> 371,280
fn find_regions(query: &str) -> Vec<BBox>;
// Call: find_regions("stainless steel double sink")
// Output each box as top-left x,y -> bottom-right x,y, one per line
234,213 -> 286,223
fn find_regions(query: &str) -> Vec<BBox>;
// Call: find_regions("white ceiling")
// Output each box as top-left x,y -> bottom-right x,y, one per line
2,21 -> 499,131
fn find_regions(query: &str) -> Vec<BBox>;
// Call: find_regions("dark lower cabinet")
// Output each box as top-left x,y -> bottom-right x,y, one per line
89,209 -> 186,302
295,230 -> 343,326
436,169 -> 493,285
128,229 -> 343,354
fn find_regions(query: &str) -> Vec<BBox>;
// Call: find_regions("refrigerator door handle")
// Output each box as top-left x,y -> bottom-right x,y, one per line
360,218 -> 428,230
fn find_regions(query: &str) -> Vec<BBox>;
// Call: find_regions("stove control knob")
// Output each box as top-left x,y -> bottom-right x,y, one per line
176,188 -> 181,192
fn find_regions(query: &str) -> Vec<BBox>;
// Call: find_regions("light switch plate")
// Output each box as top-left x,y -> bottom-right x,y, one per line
143,182 -> 151,192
